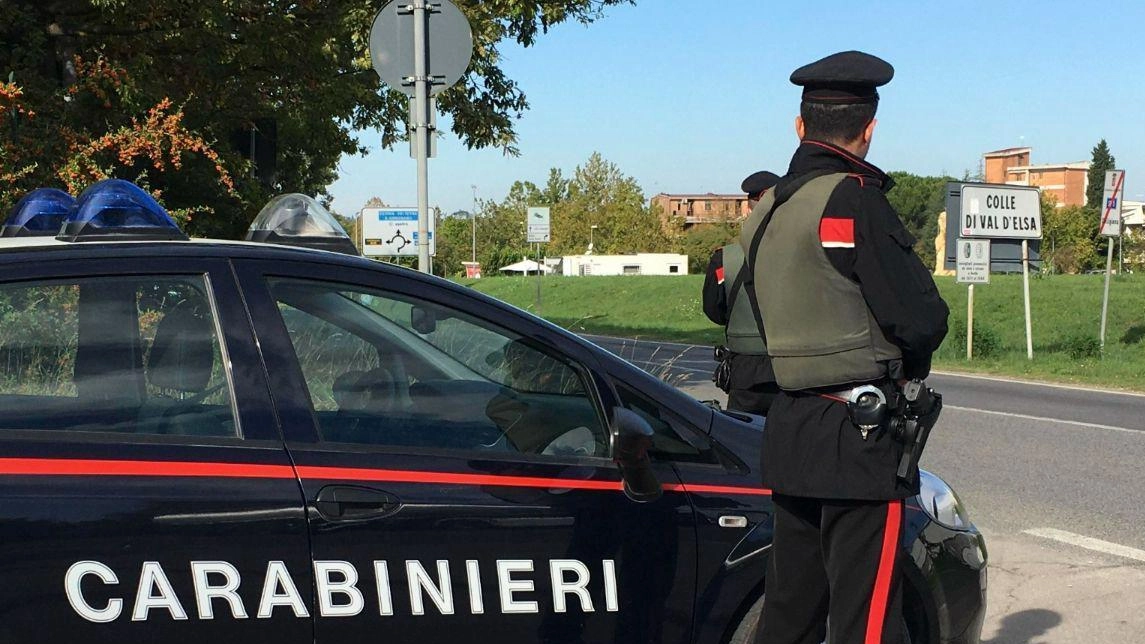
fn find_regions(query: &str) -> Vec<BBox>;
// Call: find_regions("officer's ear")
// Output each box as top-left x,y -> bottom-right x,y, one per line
794,115 -> 806,140
863,118 -> 877,145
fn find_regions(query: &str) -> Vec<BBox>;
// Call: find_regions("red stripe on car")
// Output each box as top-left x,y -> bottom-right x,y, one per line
0,458 -> 771,496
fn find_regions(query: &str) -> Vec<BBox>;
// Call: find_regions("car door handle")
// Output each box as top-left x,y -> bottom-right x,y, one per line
315,485 -> 401,521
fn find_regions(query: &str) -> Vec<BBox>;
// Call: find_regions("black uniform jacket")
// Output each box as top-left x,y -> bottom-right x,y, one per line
759,140 -> 949,500
701,247 -> 775,390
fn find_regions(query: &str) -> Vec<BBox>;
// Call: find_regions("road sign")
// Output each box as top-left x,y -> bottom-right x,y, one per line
956,238 -> 991,284
959,184 -> 1042,239
527,207 -> 551,243
369,0 -> 473,97
1100,170 -> 1126,237
361,207 -> 435,257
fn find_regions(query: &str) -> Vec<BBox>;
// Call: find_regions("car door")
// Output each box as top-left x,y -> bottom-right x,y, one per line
233,258 -> 699,644
0,255 -> 312,644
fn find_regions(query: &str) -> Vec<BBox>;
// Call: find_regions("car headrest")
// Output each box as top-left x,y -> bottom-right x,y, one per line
147,300 -> 215,393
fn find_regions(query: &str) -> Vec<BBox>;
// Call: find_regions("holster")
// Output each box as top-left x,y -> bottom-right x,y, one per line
890,381 -> 942,482
712,346 -> 733,393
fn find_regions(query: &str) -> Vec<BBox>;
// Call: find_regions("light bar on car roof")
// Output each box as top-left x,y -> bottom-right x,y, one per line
245,193 -> 359,256
58,179 -> 187,243
2,188 -> 76,238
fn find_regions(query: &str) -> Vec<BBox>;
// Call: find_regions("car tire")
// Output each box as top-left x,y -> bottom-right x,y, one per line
727,594 -> 914,644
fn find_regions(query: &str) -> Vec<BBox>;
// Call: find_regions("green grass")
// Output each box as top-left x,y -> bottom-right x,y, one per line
461,273 -> 1145,391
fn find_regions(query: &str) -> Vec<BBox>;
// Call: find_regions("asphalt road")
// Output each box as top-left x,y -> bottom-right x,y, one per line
584,334 -> 1145,643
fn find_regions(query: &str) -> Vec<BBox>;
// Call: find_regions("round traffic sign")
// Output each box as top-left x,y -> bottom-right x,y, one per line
369,0 -> 474,97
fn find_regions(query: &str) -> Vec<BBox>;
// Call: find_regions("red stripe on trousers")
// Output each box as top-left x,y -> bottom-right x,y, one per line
865,500 -> 902,644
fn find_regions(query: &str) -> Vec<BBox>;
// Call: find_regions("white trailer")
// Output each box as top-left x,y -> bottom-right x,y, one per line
560,253 -> 688,277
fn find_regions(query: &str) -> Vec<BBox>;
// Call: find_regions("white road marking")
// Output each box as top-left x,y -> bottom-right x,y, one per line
1023,528 -> 1145,564
945,405 -> 1142,435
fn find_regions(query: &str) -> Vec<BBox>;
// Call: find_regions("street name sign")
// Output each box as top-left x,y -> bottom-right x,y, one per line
955,238 -> 991,284
1100,169 -> 1125,237
361,207 -> 435,257
959,184 -> 1041,239
526,207 -> 551,243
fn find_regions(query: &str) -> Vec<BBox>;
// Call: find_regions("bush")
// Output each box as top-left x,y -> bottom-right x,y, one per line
1062,334 -> 1102,360
946,319 -> 1001,359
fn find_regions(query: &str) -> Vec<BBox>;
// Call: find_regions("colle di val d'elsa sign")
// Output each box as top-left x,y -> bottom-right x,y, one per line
959,184 -> 1042,239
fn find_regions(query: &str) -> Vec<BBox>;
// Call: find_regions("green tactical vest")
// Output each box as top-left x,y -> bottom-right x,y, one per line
720,243 -> 767,355
740,173 -> 901,390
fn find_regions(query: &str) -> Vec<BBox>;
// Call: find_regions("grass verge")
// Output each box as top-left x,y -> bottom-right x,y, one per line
461,273 -> 1145,391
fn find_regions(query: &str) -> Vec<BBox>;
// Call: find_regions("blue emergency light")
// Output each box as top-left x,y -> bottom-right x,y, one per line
245,193 -> 359,255
58,179 -> 188,242
2,188 -> 76,237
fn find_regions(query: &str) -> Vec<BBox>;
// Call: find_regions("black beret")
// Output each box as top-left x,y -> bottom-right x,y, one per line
741,171 -> 781,197
790,50 -> 894,104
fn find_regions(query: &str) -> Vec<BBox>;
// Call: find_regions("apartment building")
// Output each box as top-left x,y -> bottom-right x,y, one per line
650,193 -> 751,228
983,147 -> 1089,207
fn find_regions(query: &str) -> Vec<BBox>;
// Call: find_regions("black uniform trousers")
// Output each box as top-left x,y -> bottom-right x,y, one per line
727,381 -> 779,416
758,494 -> 905,644
722,353 -> 780,416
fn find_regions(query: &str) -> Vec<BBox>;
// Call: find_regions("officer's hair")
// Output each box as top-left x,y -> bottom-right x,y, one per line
800,102 -> 877,144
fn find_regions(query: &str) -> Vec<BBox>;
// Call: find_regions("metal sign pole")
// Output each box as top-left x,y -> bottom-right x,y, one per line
534,243 -> 542,316
1022,239 -> 1033,360
967,284 -> 974,360
1101,238 -> 1114,349
412,0 -> 430,274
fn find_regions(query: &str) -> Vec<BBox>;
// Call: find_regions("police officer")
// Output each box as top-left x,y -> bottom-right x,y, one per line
702,170 -> 780,414
740,51 -> 949,644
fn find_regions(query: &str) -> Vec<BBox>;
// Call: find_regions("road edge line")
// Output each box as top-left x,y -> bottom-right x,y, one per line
1023,528 -> 1145,564
945,405 -> 1141,435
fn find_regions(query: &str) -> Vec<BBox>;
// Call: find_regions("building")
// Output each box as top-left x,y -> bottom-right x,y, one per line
650,193 -> 750,228
983,147 -> 1089,207
559,253 -> 688,277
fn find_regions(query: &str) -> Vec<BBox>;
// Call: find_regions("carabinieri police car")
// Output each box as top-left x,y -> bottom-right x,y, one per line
0,180 -> 986,643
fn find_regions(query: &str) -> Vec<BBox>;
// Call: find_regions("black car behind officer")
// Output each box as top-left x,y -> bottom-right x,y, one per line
740,51 -> 949,644
702,170 -> 781,415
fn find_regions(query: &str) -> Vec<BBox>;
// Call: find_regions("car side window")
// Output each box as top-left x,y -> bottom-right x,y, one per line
0,276 -> 237,437
616,384 -> 716,464
268,278 -> 608,459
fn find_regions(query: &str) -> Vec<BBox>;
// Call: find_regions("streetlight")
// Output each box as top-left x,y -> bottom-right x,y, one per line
470,185 -> 478,263
588,224 -> 598,255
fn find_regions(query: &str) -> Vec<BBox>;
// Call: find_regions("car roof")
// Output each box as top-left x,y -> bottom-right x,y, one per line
0,235 -> 388,265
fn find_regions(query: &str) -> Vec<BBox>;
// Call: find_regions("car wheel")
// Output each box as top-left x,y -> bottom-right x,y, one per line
727,594 -> 914,644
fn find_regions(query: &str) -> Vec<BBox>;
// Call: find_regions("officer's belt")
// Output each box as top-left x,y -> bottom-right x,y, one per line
807,382 -> 893,404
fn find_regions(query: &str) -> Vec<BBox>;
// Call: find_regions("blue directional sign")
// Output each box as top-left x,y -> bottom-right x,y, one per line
361,207 -> 435,257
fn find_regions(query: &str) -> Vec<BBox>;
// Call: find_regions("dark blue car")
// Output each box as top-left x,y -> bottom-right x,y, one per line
0,184 -> 986,643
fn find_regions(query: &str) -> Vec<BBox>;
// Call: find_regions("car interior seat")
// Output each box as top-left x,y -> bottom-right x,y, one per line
139,300 -> 227,436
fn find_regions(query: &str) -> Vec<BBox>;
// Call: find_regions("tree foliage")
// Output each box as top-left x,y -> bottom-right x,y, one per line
886,171 -> 951,269
431,152 -> 671,276
1041,194 -> 1100,274
1,0 -> 633,236
549,153 -> 670,256
1086,139 -> 1116,210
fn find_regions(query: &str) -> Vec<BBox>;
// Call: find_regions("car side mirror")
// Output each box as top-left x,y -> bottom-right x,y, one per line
411,305 -> 436,334
611,407 -> 662,503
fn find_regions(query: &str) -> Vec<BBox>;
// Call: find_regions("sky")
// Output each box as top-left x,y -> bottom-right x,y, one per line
327,0 -> 1145,216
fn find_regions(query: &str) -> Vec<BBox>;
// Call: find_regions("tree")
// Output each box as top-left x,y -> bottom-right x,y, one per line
1,0 -> 634,235
550,153 -> 669,256
1086,139 -> 1116,209
432,213 -> 475,278
1041,194 -> 1100,274
679,221 -> 738,273
886,171 -> 952,269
